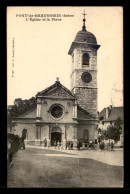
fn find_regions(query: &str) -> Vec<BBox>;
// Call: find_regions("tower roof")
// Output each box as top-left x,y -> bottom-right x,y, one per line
74,30 -> 97,44
74,10 -> 97,44
68,11 -> 100,55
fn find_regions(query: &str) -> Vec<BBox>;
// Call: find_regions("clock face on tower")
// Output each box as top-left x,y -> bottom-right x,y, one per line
81,72 -> 92,83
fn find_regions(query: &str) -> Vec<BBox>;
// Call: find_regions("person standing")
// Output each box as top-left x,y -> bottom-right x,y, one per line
68,141 -> 71,150
77,141 -> 80,150
44,138 -> 47,147
89,140 -> 92,149
47,139 -> 50,148
65,141 -> 68,150
94,139 -> 98,150
70,141 -> 73,150
79,141 -> 82,149
57,140 -> 60,150
100,141 -> 105,151
111,141 -> 114,151
54,141 -> 57,149
60,141 -> 63,150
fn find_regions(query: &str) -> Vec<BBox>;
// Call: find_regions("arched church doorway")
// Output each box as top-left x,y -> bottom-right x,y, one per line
51,127 -> 62,146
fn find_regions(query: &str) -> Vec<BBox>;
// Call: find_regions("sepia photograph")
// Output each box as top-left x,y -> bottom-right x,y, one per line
7,6 -> 123,188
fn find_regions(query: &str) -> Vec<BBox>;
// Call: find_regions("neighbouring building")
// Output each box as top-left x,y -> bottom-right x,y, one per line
9,12 -> 100,147
98,105 -> 124,146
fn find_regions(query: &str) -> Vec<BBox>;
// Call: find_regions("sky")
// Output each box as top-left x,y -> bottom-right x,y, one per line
7,6 -> 123,112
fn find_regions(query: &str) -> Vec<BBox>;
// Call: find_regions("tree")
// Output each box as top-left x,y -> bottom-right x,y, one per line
102,117 -> 122,143
98,133 -> 104,143
102,130 -> 109,140
107,126 -> 120,142
114,117 -> 123,131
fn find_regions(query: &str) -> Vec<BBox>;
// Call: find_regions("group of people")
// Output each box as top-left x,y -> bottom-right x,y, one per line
77,139 -> 114,151
43,138 -> 114,151
54,140 -> 74,150
77,139 -> 96,150
99,141 -> 114,151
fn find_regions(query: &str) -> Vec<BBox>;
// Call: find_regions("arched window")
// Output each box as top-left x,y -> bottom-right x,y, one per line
82,53 -> 89,66
22,129 -> 27,140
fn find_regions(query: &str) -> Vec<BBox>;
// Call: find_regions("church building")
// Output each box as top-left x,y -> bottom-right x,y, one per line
11,12 -> 100,147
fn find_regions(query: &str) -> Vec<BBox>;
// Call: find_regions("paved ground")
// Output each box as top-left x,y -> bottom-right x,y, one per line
7,146 -> 123,188
26,145 -> 123,166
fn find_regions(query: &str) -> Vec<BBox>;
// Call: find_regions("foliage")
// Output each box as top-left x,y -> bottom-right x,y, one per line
7,133 -> 21,153
107,126 -> 120,142
101,117 -> 122,142
98,133 -> 104,143
114,117 -> 123,130
101,130 -> 109,140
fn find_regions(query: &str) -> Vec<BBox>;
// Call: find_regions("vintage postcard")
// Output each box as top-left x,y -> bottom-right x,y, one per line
7,6 -> 123,188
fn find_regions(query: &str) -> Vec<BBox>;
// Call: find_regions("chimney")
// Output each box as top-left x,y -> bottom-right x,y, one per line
106,107 -> 109,119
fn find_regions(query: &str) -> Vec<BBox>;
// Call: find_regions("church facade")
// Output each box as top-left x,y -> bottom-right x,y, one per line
10,14 -> 100,147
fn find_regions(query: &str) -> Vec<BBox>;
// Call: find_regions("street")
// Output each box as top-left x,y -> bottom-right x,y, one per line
7,146 -> 123,188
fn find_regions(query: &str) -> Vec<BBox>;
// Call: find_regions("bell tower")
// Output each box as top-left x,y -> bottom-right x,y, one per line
68,10 -> 100,115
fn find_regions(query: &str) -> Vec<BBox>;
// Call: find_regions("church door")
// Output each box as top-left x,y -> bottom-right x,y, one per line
51,132 -> 61,146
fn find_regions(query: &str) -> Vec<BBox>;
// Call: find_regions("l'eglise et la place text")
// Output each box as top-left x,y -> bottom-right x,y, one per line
26,14 -> 74,22
26,18 -> 62,21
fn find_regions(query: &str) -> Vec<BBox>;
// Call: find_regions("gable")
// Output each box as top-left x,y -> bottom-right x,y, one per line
44,87 -> 73,98
36,81 -> 76,99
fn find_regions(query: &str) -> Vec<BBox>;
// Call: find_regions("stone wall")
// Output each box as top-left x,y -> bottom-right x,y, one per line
77,124 -> 98,141
13,122 -> 36,141
66,125 -> 75,141
41,125 -> 49,140
75,87 -> 97,114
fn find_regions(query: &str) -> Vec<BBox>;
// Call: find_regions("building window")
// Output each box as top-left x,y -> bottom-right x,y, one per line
99,116 -> 104,121
102,121 -> 104,125
51,105 -> 63,118
110,121 -> 112,125
82,53 -> 89,66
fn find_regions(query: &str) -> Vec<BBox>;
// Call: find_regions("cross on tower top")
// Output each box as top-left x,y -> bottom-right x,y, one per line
82,10 -> 87,19
82,10 -> 87,31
